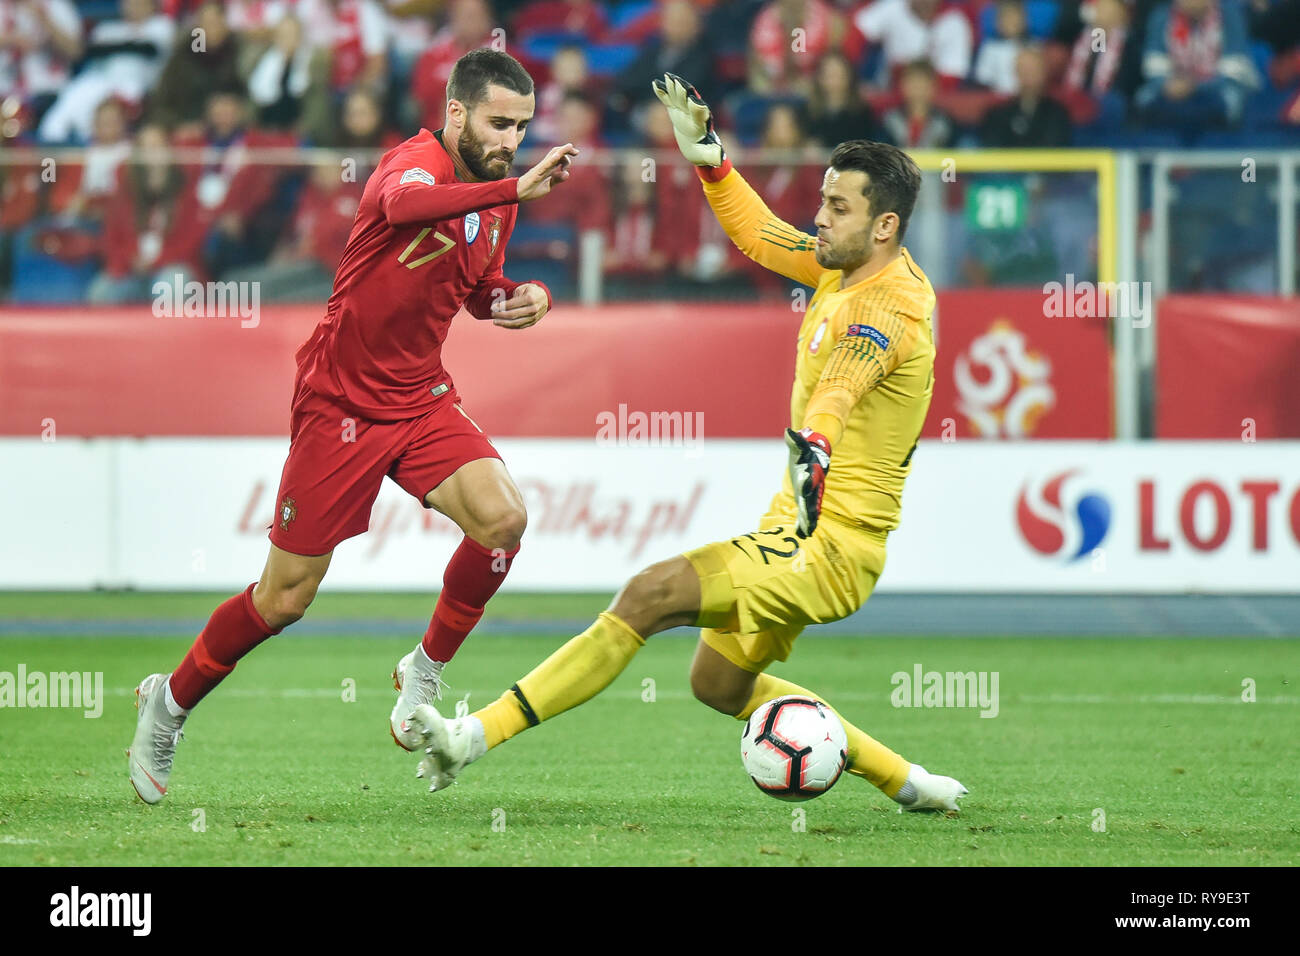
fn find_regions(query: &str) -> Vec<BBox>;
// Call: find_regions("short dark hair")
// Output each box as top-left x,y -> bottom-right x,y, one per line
446,48 -> 534,110
828,140 -> 922,242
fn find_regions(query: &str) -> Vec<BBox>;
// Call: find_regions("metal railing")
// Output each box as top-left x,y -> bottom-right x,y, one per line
3,145 -> 1297,442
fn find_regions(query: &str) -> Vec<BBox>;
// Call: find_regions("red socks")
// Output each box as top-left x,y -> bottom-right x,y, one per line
421,536 -> 518,663
166,538 -> 515,711
168,583 -> 281,710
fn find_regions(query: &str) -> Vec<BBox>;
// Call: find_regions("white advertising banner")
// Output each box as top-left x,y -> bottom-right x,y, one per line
890,441 -> 1300,592
2,439 -> 1298,592
0,440 -> 114,587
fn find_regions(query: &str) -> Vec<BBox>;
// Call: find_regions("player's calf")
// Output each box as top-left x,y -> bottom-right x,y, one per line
167,581 -> 287,716
251,576 -> 320,631
688,642 -> 756,716
690,681 -> 749,716
608,556 -> 702,637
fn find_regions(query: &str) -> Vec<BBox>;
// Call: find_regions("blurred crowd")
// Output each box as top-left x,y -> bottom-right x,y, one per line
1,0 -> 1298,303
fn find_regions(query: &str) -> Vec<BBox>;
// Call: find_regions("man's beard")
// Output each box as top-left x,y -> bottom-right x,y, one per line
815,234 -> 870,272
460,121 -> 513,181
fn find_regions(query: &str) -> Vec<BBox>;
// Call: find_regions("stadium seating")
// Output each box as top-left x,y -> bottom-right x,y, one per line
9,226 -> 98,304
978,0 -> 1061,40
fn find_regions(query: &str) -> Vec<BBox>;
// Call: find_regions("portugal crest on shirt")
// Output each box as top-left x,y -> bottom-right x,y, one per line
279,496 -> 297,530
464,211 -> 481,244
488,218 -> 501,256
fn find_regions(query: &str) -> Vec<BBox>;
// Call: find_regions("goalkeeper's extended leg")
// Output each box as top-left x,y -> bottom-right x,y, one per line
409,556 -> 701,791
690,642 -> 968,812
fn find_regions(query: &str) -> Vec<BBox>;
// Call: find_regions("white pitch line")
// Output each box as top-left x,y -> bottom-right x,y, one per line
105,687 -> 344,698
97,688 -> 1300,705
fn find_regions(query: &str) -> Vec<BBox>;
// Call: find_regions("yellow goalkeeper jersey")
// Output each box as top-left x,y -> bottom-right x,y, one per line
700,166 -> 936,534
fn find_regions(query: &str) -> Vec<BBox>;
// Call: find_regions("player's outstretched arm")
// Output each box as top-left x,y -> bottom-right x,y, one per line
380,165 -> 522,228
378,143 -> 579,228
651,73 -> 825,290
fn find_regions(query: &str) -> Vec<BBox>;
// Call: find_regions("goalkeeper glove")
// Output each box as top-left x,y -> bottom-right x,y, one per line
785,427 -> 832,539
651,72 -> 726,168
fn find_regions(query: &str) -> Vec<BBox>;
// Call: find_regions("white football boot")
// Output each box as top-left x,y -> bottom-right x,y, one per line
410,701 -> 485,792
893,763 -> 969,813
127,673 -> 186,805
389,648 -> 447,751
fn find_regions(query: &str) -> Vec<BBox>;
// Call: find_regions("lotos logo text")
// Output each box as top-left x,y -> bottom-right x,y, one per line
1017,469 -> 1110,561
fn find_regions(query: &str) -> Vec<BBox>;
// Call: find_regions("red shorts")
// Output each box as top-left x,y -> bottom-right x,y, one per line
269,377 -> 501,555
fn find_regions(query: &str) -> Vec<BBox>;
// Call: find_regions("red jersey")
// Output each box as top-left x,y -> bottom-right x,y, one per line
295,128 -> 548,422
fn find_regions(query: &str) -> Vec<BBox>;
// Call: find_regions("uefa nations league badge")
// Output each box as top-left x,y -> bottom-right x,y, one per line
465,211 -> 480,244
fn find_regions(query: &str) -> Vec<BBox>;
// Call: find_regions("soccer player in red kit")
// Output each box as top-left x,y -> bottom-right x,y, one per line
127,48 -> 581,804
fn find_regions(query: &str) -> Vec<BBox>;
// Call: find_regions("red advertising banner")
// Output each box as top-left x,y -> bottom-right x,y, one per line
1,293 -> 1115,439
923,289 -> 1113,440
0,304 -> 792,438
1157,295 -> 1300,439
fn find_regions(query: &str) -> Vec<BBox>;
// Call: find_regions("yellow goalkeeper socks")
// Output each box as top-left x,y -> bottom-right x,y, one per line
737,674 -> 911,798
474,611 -> 646,750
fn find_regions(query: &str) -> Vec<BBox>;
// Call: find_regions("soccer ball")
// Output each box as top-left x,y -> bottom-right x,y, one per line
741,695 -> 848,801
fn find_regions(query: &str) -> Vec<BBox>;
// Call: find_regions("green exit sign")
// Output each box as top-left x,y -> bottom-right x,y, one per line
966,182 -> 1027,231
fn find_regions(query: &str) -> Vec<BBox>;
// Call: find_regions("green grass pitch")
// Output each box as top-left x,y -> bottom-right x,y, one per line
0,591 -> 1295,866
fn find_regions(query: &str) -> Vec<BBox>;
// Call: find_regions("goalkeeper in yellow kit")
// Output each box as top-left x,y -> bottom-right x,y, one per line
406,74 -> 967,812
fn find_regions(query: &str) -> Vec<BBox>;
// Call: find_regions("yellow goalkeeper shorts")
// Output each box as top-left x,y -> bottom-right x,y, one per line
683,501 -> 887,674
